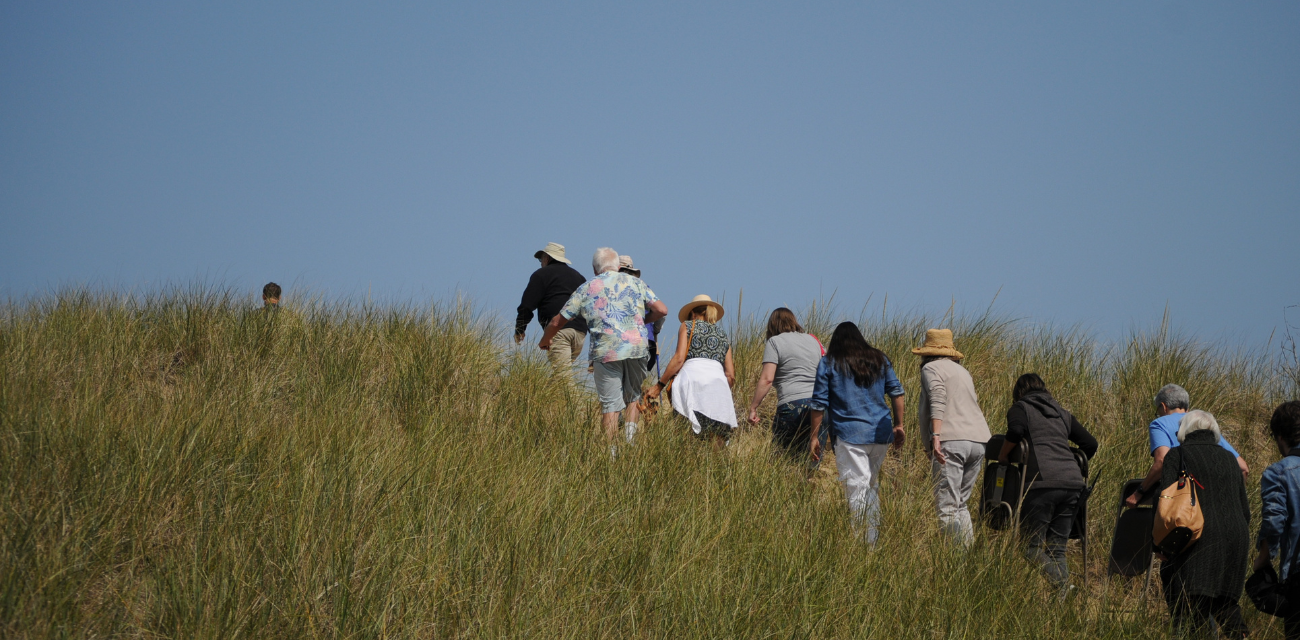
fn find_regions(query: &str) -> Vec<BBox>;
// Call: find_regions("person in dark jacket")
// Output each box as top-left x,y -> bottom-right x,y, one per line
997,373 -> 1098,593
515,242 -> 588,372
1159,410 -> 1250,638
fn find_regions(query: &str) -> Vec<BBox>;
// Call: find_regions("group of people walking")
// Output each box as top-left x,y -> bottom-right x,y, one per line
514,241 -> 1300,637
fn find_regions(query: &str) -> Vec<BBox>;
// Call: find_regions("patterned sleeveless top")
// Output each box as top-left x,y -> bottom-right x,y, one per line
685,320 -> 730,364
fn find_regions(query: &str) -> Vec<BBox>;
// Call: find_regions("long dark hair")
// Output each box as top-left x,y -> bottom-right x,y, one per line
765,307 -> 804,340
1012,373 -> 1048,401
825,322 -> 887,387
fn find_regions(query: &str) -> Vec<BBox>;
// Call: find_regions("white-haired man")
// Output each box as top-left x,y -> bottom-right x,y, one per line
540,247 -> 668,455
1125,383 -> 1249,508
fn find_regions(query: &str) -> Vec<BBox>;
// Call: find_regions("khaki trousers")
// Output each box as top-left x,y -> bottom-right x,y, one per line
547,328 -> 585,372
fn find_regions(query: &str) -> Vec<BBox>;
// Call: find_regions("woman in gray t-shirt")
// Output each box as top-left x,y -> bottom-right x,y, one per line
747,308 -> 826,468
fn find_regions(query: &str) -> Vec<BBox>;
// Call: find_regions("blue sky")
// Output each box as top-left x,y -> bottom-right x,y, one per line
2,2 -> 1297,346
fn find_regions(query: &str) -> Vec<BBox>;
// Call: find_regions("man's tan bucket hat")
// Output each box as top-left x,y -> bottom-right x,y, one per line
533,242 -> 572,264
618,255 -> 641,277
678,294 -> 725,323
911,329 -> 964,359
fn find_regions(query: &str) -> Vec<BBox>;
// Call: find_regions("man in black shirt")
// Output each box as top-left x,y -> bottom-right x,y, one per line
516,242 -> 588,372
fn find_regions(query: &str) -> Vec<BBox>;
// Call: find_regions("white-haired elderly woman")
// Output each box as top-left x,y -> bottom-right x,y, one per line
1154,410 -> 1251,637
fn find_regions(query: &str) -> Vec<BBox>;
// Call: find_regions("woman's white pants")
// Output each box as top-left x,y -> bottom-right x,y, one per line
834,441 -> 889,544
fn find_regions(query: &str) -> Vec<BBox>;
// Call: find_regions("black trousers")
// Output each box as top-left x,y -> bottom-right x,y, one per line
1019,488 -> 1078,587
1282,581 -> 1300,639
1168,595 -> 1248,639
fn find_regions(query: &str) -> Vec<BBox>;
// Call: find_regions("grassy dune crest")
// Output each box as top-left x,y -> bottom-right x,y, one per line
1,289 -> 1294,638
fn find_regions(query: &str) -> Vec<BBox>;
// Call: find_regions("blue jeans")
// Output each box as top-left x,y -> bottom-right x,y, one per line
771,398 -> 827,468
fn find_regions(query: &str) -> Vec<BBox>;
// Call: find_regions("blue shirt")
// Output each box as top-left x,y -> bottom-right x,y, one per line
1148,413 -> 1240,458
1260,455 -> 1300,583
809,357 -> 905,445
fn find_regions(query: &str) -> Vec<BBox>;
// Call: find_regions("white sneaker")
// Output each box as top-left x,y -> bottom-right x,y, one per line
1057,584 -> 1076,602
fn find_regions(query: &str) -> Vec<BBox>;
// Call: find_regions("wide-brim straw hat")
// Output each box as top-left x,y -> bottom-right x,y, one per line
618,255 -> 641,277
533,242 -> 572,264
678,294 -> 725,323
911,328 -> 964,359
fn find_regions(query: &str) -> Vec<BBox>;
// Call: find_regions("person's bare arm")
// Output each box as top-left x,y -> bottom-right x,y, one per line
656,324 -> 691,384
724,348 -> 735,388
538,314 -> 569,350
1125,446 -> 1168,508
1238,456 -> 1250,479
997,439 -> 1016,463
809,410 -> 825,461
890,395 -> 906,450
748,363 -> 777,424
1255,540 -> 1272,571
645,300 -> 668,323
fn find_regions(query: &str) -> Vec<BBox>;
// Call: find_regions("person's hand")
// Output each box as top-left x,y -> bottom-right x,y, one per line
811,438 -> 823,462
930,436 -> 946,464
1254,554 -> 1272,572
892,426 -> 906,451
645,385 -> 662,401
747,408 -> 761,425
726,374 -> 736,388
1124,492 -> 1140,509
514,333 -> 525,345
538,337 -> 552,351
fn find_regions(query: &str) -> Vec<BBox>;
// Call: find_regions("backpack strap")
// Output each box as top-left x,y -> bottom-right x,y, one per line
811,333 -> 825,355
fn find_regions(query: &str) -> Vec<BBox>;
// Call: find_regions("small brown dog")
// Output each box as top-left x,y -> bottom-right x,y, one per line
639,383 -> 666,418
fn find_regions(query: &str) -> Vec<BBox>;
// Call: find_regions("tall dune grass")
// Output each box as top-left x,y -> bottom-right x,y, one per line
1,288 -> 1293,638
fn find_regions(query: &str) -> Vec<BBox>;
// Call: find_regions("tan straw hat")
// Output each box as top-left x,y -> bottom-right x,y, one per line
618,255 -> 641,277
533,242 -> 572,264
678,294 -> 725,323
911,329 -> 964,359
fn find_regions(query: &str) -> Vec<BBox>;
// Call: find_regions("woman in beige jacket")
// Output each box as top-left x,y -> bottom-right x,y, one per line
913,329 -> 992,547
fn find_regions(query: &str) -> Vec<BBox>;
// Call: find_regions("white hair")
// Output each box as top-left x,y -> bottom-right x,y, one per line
592,247 -> 619,274
1176,409 -> 1222,444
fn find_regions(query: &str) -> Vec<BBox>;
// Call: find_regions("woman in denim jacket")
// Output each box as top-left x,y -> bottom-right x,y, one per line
808,322 -> 906,544
1255,401 -> 1300,637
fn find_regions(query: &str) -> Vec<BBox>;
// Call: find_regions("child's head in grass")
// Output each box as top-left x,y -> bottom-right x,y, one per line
262,282 -> 281,308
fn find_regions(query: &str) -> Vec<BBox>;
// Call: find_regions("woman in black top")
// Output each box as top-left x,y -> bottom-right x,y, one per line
997,373 -> 1098,593
1158,410 -> 1250,638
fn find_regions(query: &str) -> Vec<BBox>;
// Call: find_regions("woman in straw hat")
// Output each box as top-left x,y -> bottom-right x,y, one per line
652,295 -> 738,449
808,322 -> 906,544
912,329 -> 991,548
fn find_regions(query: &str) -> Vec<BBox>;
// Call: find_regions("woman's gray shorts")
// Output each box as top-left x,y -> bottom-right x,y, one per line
592,356 -> 649,413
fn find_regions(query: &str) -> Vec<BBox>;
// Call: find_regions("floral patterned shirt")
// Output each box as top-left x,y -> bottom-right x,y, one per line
560,271 -> 660,363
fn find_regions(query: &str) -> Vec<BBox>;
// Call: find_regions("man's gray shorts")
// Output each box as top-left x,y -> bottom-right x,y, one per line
593,356 -> 649,413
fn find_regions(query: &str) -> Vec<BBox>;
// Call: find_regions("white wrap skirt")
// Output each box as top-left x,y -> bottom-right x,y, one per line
671,358 -> 738,434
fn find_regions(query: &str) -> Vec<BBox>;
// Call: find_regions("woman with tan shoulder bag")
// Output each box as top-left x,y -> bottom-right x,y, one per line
1155,410 -> 1251,637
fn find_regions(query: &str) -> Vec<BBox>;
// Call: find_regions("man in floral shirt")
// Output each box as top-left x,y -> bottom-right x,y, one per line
540,247 -> 668,453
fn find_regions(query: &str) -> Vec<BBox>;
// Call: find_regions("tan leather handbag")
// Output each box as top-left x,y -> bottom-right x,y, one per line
1152,453 -> 1205,557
